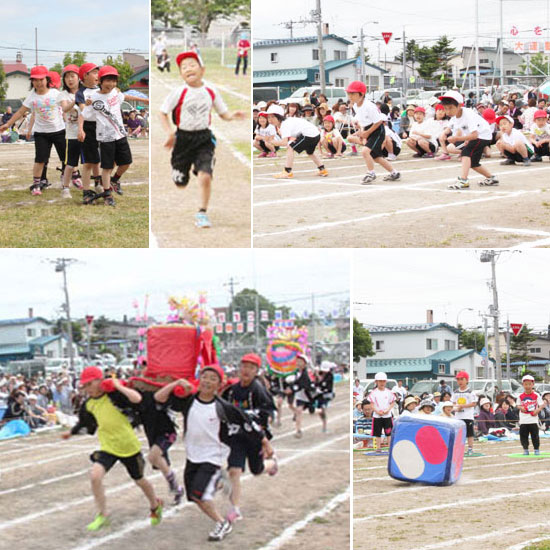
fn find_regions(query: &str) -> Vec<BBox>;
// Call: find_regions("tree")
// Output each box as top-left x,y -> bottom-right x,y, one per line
416,46 -> 439,79
102,55 -> 134,91
432,36 -> 456,86
0,61 -> 7,101
395,39 -> 419,73
152,0 -> 181,27
53,319 -> 83,343
458,326 -> 484,353
510,324 -> 537,366
179,0 -> 250,36
353,318 -> 374,363
354,46 -> 370,63
93,315 -> 110,335
519,51 -> 550,77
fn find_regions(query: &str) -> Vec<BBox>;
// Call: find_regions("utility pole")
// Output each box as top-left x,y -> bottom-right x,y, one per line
254,293 -> 260,351
224,277 -> 239,356
402,27 -> 407,103
499,0 -> 504,86
311,293 -> 317,365
483,316 -> 489,379
313,0 -> 326,94
279,20 -> 302,38
360,27 -> 366,87
35,27 -> 38,66
475,0 -> 480,102
506,316 -> 511,380
50,258 -> 77,370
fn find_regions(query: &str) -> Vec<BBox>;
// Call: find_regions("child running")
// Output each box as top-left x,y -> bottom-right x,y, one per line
346,81 -> 400,184
160,51 -> 245,228
61,367 -> 163,531
0,66 -> 66,196
451,370 -> 477,456
367,372 -> 395,450
439,91 -> 498,189
288,353 -> 319,438
315,361 -> 335,432
518,374 -> 544,455
496,114 -> 533,167
266,104 -> 328,179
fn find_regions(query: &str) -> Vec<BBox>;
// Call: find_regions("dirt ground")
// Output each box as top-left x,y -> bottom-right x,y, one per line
150,49 -> 251,248
353,437 -> 550,550
0,385 -> 348,550
253,148 -> 550,248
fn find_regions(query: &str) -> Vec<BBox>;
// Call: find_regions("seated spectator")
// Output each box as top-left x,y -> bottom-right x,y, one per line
401,395 -> 418,416
157,49 -> 171,72
355,399 -> 373,433
494,399 -> 519,431
127,110 -> 142,138
539,392 -> 550,431
476,397 -> 495,435
3,391 -> 27,421
27,394 -> 48,428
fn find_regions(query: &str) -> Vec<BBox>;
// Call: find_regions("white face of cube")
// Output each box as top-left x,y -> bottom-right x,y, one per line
392,439 -> 425,479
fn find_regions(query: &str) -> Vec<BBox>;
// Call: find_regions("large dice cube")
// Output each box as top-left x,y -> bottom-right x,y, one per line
388,414 -> 465,486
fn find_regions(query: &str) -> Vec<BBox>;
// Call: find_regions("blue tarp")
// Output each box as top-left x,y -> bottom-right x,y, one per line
0,419 -> 31,440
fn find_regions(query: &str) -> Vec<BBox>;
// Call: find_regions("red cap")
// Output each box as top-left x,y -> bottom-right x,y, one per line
80,366 -> 103,386
346,80 -> 367,94
258,111 -> 268,118
200,364 -> 225,381
176,51 -> 204,68
30,66 -> 48,79
323,115 -> 335,123
47,71 -> 61,89
435,104 -> 445,111
534,109 -> 548,119
79,63 -> 98,81
414,107 -> 426,114
456,370 -> 469,380
496,115 -> 514,126
482,108 -> 497,124
63,64 -> 80,75
98,65 -> 119,79
241,353 -> 262,367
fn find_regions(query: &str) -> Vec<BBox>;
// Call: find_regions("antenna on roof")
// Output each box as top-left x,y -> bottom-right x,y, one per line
278,19 -> 307,38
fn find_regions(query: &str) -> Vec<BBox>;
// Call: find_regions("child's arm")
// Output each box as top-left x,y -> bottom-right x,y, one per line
112,378 -> 142,404
219,111 -> 246,121
0,105 -> 29,132
26,113 -> 35,140
449,130 -> 478,143
360,120 -> 383,140
272,136 -> 289,147
123,94 -> 149,105
160,112 -> 176,149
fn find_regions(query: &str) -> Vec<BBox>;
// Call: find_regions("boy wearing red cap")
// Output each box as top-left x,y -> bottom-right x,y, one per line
405,107 -> 439,158
451,371 -> 476,456
159,51 -> 245,228
496,115 -> 533,167
221,353 -> 277,523
61,366 -> 163,531
0,66 -> 66,196
528,110 -> 550,162
154,364 -> 269,541
346,80 -> 400,184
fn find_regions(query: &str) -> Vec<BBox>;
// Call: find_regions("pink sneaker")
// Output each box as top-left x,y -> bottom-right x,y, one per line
31,187 -> 42,196
436,153 -> 451,161
267,152 -> 277,158
258,152 -> 267,158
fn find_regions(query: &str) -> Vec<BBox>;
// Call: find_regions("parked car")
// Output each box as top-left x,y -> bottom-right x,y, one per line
536,383 -> 550,396
409,380 -> 457,397
278,86 -> 348,109
361,378 -> 398,396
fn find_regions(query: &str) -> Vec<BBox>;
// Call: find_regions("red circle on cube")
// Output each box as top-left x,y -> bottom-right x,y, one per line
415,426 -> 448,464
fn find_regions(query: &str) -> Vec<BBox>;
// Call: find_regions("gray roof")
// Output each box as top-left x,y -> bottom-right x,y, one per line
254,34 -> 353,48
364,322 -> 461,335
0,317 -> 51,327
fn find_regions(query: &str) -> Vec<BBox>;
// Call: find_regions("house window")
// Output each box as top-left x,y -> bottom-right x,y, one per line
334,50 -> 347,60
41,329 -> 49,337
335,78 -> 345,87
47,350 -> 54,358
477,367 -> 484,378
27,328 -> 35,337
445,340 -> 456,351
312,49 -> 326,61
506,70 -> 516,75
375,340 -> 384,352
438,363 -> 446,374
426,338 -> 438,350
479,58 -> 489,63
270,52 -> 278,63
314,72 -> 320,82
530,347 -> 542,353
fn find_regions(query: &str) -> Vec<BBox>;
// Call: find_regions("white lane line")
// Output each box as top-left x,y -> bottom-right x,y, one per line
477,225 -> 550,249
149,231 -> 159,248
66,433 -> 348,550
255,487 -> 350,550
0,469 -> 89,497
215,83 -> 249,101
354,485 -> 550,523
255,190 -> 538,238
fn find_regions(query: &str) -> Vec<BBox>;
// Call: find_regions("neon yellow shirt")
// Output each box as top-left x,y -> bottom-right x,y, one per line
86,394 -> 141,457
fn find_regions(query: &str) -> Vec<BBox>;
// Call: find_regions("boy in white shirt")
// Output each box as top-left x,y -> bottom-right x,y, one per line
451,371 -> 477,456
319,115 -> 346,158
529,110 -> 550,161
406,107 -> 438,158
366,372 -> 395,450
518,374 -> 544,455
496,115 -> 533,166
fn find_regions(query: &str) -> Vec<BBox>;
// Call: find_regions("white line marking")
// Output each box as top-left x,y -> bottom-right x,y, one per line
255,487 -> 350,550
215,83 -> 249,101
149,231 -> 159,248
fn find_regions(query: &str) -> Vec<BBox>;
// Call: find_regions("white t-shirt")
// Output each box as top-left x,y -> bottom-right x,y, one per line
518,392 -> 543,425
367,388 -> 396,419
501,128 -> 533,151
256,124 -> 277,138
58,90 -> 79,140
321,127 -> 342,141
353,384 -> 365,399
185,398 -> 230,466
280,117 -> 320,139
160,82 -> 228,131
23,89 -> 65,133
84,88 -> 126,142
352,99 -> 385,128
449,108 -> 492,141
409,119 -> 439,146
522,107 -> 537,131
451,387 -> 477,420
530,123 -> 550,141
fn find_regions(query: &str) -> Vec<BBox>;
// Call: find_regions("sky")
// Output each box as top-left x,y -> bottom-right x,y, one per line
0,249 -> 350,322
0,0 -> 149,69
353,249 -> 550,333
253,0 -> 550,63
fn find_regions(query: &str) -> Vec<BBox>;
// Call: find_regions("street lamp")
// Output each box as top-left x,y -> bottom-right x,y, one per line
355,21 -> 378,92
456,307 -> 475,329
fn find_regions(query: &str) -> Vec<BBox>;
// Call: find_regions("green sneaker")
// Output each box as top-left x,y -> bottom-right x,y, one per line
87,514 -> 110,531
150,499 -> 163,526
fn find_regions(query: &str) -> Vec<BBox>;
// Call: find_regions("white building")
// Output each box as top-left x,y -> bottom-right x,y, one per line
1,52 -> 30,102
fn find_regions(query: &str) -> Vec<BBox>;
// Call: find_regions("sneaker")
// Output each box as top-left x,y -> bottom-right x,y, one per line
267,152 -> 277,158
257,152 -> 267,158
267,455 -> 278,476
436,153 -> 451,161
31,185 -> 42,196
173,485 -> 184,506
387,153 -> 397,161
294,430 -> 303,439
104,192 -> 116,207
318,168 -> 329,177
523,449 -> 530,456
535,449 -> 541,455
82,189 -> 97,204
523,157 -> 531,166
208,519 -> 233,541
61,187 -> 72,199
361,172 -> 377,185
111,181 -> 123,195
226,507 -> 242,523
71,171 -> 83,189
382,172 -> 401,181
195,211 -> 212,228
500,159 -> 515,165
532,155 -> 543,162
274,171 -> 293,179
39,178 -> 51,190
150,499 -> 163,526
448,177 -> 469,190
479,176 -> 499,186
87,514 -> 110,531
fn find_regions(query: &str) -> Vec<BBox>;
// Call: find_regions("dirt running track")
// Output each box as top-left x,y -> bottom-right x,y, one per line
150,70 -> 251,248
253,149 -> 550,248
353,437 -> 550,549
2,385 -> 348,550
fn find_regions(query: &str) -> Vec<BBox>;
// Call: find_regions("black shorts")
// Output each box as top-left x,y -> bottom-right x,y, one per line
90,450 -> 145,480
146,431 -> 177,466
534,142 -> 550,157
290,134 -> 320,155
327,142 -> 347,154
81,121 -> 100,164
34,130 -> 66,164
372,416 -> 393,437
227,433 -> 264,475
100,137 -> 133,170
383,144 -> 401,157
462,418 -> 474,438
504,150 -> 533,163
286,392 -> 295,405
315,396 -> 332,409
461,139 -> 491,168
490,131 -> 499,146
184,460 -> 221,502
171,128 -> 216,186
65,138 -> 82,167
296,398 -> 312,410
364,125 -> 386,159
409,137 -> 436,153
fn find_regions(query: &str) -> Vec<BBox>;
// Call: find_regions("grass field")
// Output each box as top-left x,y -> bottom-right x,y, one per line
150,47 -> 251,248
0,139 -> 149,248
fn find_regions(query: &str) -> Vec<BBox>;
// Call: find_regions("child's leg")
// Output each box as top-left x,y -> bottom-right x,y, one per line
472,165 -> 493,178
307,152 -> 323,168
406,138 -> 419,152
514,140 -> 528,158
531,423 -> 540,450
195,498 -> 224,522
101,168 -> 113,191
264,141 -> 275,152
362,147 -> 375,171
90,462 -> 107,516
439,133 -> 449,153
333,136 -> 344,154
148,444 -> 173,481
385,136 -> 394,154
197,171 -> 212,210
318,407 -> 327,431
33,162 -> 45,179
460,155 -> 472,179
417,139 -> 431,154
112,164 -> 130,181
374,155 -> 395,173
284,146 -> 295,170
520,424 -> 529,450
228,467 -> 242,508
63,165 -> 74,189
467,435 -> 474,449
295,406 -> 303,434
134,477 -> 159,509
81,163 -> 93,191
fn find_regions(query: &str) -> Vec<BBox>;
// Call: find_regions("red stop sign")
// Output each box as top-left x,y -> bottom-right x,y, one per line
382,32 -> 393,45
510,323 -> 523,336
